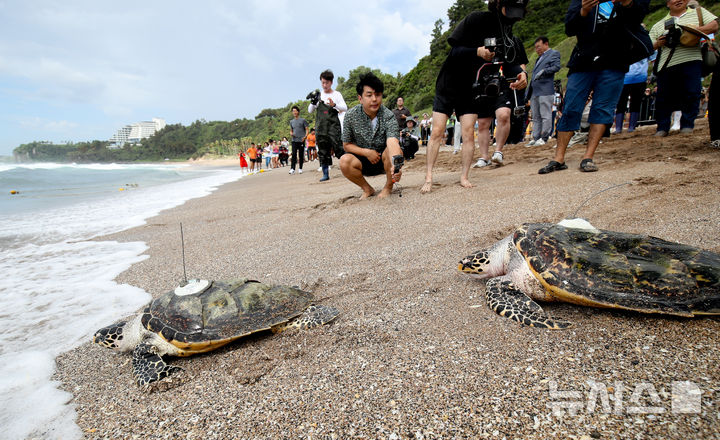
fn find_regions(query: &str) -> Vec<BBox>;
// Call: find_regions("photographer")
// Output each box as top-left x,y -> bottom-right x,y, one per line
307,69 -> 347,182
649,0 -> 718,137
339,72 -> 403,199
538,0 -> 651,175
400,116 -> 420,159
422,0 -> 529,193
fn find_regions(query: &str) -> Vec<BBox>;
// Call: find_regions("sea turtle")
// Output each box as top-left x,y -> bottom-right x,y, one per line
458,219 -> 720,329
93,278 -> 338,392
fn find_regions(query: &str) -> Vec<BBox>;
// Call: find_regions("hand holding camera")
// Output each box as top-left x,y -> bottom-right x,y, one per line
391,155 -> 404,183
306,89 -> 321,106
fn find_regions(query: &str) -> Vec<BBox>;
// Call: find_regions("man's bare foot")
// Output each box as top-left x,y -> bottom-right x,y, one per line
420,181 -> 433,194
359,189 -> 375,199
460,178 -> 473,188
378,188 -> 392,198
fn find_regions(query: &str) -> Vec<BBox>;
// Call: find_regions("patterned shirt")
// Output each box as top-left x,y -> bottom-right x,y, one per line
341,104 -> 399,153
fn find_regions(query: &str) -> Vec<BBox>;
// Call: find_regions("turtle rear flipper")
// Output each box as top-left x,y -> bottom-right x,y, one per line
485,278 -> 571,329
272,304 -> 339,333
132,343 -> 187,393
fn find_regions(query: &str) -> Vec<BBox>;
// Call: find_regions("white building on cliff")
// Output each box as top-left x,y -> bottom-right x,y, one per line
109,118 -> 166,147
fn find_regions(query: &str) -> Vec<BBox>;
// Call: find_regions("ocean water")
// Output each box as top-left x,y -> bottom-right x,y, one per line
0,162 -> 243,439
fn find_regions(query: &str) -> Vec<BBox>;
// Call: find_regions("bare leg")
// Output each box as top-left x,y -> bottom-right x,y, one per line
378,150 -> 394,199
476,117 -> 492,161
552,131 -> 574,163
582,123 -> 606,160
493,108 -> 511,153
552,123 -> 604,164
421,112 -> 450,194
339,153 -> 374,199
458,113 -> 478,188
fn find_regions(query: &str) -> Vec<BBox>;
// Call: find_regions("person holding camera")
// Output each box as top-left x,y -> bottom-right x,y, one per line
649,0 -> 718,137
307,69 -> 347,182
538,0 -> 651,175
401,116 -> 420,159
339,72 -> 403,199
421,0 -> 529,193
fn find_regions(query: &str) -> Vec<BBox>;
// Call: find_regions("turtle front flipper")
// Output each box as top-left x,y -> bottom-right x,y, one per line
485,278 -> 571,329
132,343 -> 187,393
272,304 -> 340,333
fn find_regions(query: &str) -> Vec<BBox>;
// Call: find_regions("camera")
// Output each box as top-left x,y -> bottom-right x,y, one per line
306,89 -> 321,105
472,68 -> 510,100
392,155 -> 404,174
662,18 -> 682,49
483,37 -> 505,63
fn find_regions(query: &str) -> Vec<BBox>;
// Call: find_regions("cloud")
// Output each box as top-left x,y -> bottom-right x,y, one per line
0,0 -> 457,154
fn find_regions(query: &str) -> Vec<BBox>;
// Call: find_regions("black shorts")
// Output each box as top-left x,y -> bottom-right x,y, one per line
433,90 -> 478,117
476,88 -> 514,119
433,88 -> 514,119
352,153 -> 386,176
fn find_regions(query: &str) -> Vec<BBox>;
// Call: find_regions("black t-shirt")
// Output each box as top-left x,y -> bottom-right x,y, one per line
436,11 -> 528,96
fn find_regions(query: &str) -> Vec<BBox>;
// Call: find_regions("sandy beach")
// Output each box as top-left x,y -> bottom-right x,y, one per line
55,121 -> 720,439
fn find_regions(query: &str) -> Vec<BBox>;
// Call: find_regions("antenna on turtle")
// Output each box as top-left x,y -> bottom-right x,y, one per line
180,223 -> 188,284
571,182 -> 631,219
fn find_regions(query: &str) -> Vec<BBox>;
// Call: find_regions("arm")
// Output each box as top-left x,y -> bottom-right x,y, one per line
331,92 -> 348,113
565,0 -> 591,37
545,50 -> 562,75
698,8 -> 719,34
343,141 -> 382,163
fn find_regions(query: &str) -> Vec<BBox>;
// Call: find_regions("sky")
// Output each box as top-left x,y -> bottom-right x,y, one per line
0,0 -> 457,156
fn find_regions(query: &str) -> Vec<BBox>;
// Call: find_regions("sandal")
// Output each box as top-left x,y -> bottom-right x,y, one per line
579,158 -> 598,172
538,160 -> 568,174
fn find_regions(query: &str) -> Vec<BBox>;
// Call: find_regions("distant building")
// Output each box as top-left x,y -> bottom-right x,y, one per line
109,117 -> 166,147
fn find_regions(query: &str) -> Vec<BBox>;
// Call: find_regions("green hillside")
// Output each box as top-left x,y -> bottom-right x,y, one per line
14,0 -> 720,162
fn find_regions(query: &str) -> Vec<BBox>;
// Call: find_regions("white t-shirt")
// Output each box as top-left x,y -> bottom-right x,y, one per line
308,89 -> 348,127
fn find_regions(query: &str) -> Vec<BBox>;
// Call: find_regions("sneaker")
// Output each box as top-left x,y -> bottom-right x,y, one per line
472,158 -> 491,168
654,130 -> 668,137
534,138 -> 546,146
491,151 -> 504,165
318,166 -> 322,172
680,127 -> 693,134
289,169 -> 295,175
711,140 -> 720,149
526,139 -> 537,147
298,169 -> 303,174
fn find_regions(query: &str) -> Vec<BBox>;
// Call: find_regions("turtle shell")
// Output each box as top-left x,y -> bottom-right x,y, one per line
514,223 -> 720,316
141,279 -> 312,354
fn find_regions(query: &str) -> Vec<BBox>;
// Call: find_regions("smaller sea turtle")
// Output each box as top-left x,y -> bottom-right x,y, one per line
459,219 -> 720,329
94,278 -> 338,392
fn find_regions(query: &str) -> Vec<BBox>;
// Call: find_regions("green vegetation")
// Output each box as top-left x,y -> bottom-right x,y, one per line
14,0 -> 719,163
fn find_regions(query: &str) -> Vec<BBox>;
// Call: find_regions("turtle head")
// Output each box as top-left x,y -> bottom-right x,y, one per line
93,321 -> 127,350
459,251 -> 495,279
459,235 -> 514,279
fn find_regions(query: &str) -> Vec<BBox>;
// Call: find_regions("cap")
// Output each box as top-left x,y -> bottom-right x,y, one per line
501,0 -> 528,19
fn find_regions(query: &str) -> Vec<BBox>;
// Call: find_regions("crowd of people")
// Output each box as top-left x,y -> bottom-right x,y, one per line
237,0 -> 718,198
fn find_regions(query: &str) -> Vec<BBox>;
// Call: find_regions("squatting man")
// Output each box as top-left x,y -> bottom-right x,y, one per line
339,72 -> 403,199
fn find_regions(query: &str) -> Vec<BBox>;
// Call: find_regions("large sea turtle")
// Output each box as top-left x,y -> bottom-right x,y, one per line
458,219 -> 720,329
94,278 -> 338,392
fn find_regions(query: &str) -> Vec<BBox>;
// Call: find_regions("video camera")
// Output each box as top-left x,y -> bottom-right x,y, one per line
471,37 -> 512,100
306,89 -> 321,106
662,18 -> 682,49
